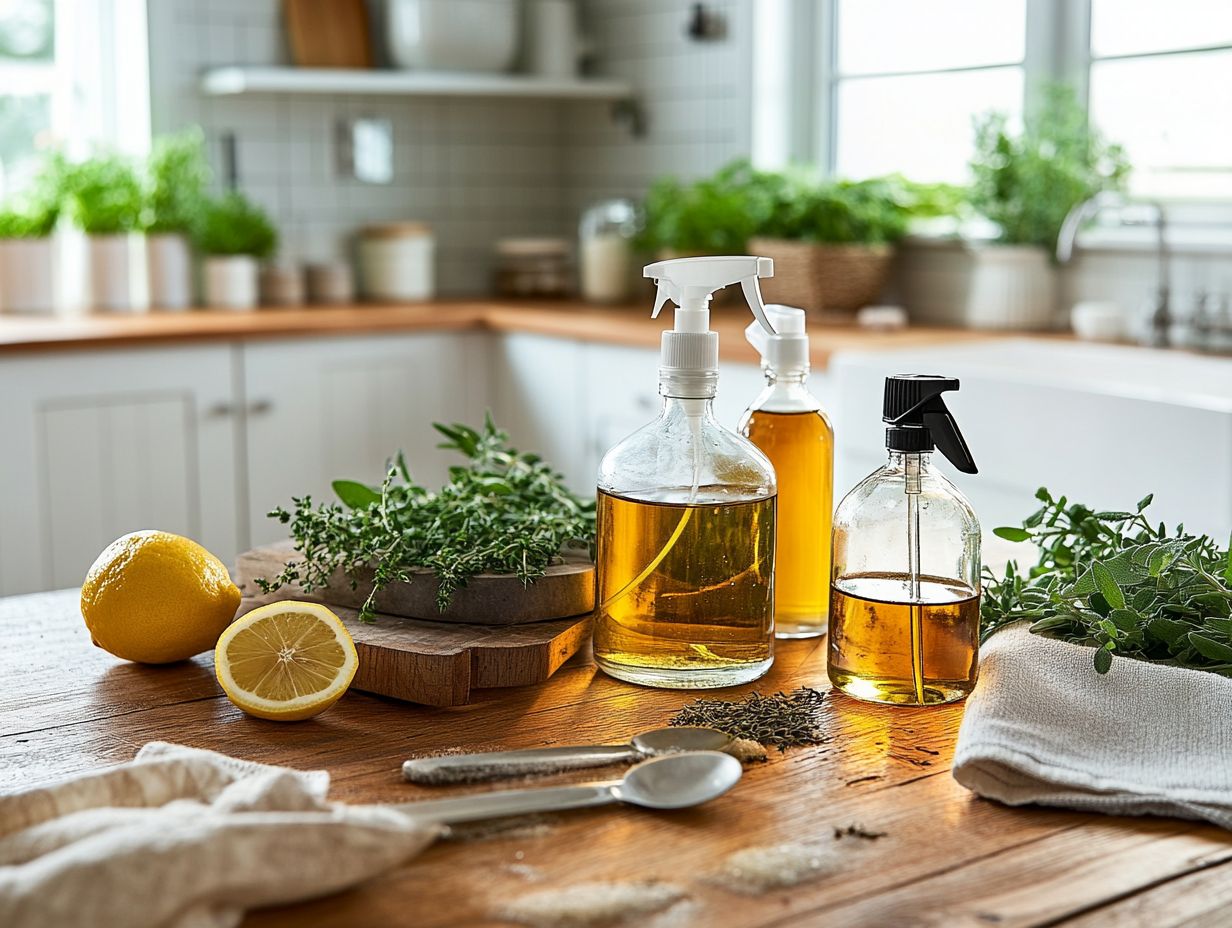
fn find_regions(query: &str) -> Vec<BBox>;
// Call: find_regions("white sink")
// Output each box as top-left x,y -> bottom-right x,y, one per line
830,338 -> 1232,539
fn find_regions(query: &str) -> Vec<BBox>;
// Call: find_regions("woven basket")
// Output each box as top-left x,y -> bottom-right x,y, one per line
749,238 -> 894,313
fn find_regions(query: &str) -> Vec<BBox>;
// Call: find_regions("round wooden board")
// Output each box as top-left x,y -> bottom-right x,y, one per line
236,541 -> 595,625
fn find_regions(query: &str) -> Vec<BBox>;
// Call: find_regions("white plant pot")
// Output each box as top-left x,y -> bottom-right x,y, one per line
896,241 -> 1059,330
386,0 -> 519,72
146,233 -> 192,310
203,255 -> 259,310
0,237 -> 56,313
89,233 -> 142,312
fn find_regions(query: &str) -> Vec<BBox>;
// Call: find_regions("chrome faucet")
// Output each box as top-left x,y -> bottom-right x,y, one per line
1057,193 -> 1171,346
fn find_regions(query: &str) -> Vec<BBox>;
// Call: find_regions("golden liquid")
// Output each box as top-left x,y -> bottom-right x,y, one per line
828,572 -> 979,706
743,408 -> 834,638
593,488 -> 775,688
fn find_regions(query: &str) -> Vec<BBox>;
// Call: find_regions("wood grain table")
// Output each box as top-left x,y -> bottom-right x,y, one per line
5,590 -> 1231,926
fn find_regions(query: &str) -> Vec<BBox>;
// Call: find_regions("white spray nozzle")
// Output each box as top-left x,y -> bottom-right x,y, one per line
643,256 -> 776,398
746,304 -> 809,374
645,256 -> 776,333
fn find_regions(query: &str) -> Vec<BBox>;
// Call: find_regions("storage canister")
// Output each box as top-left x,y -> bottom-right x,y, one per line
494,238 -> 571,298
358,223 -> 435,302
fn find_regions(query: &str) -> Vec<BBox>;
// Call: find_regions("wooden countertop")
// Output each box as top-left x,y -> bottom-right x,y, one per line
5,589 -> 1229,926
0,300 -> 1008,368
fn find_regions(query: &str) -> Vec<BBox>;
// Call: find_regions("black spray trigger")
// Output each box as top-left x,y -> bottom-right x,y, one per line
922,404 -> 977,474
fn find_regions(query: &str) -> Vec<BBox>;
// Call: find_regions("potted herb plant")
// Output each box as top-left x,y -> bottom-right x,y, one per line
194,192 -> 277,310
898,85 -> 1130,329
65,152 -> 145,311
0,152 -> 64,314
144,128 -> 208,310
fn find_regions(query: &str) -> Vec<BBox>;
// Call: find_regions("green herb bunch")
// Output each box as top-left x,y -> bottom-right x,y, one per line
64,152 -> 144,235
258,416 -> 596,622
983,488 -> 1232,676
970,84 -> 1130,251
0,149 -> 66,239
193,191 -> 277,259
145,127 -> 209,235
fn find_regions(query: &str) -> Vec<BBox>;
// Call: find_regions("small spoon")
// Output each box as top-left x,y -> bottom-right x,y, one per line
394,751 -> 742,826
402,726 -> 733,785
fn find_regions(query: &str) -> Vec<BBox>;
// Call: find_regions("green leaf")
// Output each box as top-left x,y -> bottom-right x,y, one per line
1225,534 -> 1232,585
1107,609 -> 1139,632
1146,617 -> 1190,645
332,480 -> 382,509
1093,647 -> 1113,674
994,526 -> 1033,542
1091,561 -> 1126,610
1188,633 -> 1232,662
1136,494 -> 1154,512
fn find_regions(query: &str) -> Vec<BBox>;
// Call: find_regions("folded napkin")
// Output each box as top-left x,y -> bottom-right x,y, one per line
954,623 -> 1232,829
0,742 -> 439,928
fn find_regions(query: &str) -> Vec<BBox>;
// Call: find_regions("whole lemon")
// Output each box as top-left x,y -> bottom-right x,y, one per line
81,531 -> 242,664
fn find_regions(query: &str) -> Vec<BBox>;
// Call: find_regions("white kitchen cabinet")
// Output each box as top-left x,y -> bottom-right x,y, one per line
0,346 -> 240,594
242,332 -> 489,548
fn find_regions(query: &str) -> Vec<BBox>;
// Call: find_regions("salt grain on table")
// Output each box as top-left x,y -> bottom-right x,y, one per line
498,880 -> 687,928
709,842 -> 841,895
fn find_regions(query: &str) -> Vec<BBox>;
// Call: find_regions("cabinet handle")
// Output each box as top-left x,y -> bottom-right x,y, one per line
205,402 -> 235,418
247,399 -> 273,416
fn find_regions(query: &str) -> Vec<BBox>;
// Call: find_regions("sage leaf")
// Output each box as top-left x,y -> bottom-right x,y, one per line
994,526 -> 1033,542
1188,633 -> 1232,662
1092,562 -> 1125,610
332,480 -> 381,509
1093,647 -> 1113,674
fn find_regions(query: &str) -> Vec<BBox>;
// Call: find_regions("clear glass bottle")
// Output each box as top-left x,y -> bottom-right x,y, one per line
594,255 -> 780,689
739,306 -> 834,638
828,375 -> 981,706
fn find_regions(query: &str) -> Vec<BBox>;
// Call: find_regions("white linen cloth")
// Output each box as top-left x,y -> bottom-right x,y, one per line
953,623 -> 1232,829
0,742 -> 439,928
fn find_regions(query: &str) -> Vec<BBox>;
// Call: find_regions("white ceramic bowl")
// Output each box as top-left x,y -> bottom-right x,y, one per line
386,0 -> 520,73
1070,301 -> 1126,341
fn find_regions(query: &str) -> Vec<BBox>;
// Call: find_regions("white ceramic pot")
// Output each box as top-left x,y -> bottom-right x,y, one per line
146,233 -> 192,310
89,233 -> 141,312
203,255 -> 259,310
896,241 -> 1059,330
386,0 -> 519,72
358,224 -> 435,301
0,237 -> 56,313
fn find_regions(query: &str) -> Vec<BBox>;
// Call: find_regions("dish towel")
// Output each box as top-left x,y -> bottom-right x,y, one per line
953,623 -> 1232,829
0,742 -> 440,928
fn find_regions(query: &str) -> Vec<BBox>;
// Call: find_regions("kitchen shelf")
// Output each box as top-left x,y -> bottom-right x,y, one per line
200,66 -> 633,101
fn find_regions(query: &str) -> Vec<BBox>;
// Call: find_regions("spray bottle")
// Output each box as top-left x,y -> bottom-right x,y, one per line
739,305 -> 835,639
594,256 -> 779,689
828,375 -> 980,706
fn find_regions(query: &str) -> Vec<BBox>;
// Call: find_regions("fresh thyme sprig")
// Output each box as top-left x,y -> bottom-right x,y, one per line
256,415 -> 596,622
982,488 -> 1232,676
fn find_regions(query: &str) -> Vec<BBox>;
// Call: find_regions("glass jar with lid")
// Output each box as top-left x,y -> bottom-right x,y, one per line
579,199 -> 640,304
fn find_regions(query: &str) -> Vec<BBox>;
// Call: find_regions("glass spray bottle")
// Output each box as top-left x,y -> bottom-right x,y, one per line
594,256 -> 779,689
739,305 -> 834,638
828,375 -> 981,706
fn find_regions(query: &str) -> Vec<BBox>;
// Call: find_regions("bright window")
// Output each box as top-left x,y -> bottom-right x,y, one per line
1088,0 -> 1232,199
0,0 -> 55,195
831,0 -> 1026,184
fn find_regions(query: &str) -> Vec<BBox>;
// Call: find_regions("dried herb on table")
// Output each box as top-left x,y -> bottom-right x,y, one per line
670,687 -> 829,751
256,415 -> 596,622
982,487 -> 1232,677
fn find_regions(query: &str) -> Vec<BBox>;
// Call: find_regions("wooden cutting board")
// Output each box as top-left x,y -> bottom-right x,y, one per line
236,597 -> 591,707
283,0 -> 373,69
234,541 -> 594,706
236,540 -> 594,625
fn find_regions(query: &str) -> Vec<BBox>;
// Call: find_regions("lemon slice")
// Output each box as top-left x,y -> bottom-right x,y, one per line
215,602 -> 358,721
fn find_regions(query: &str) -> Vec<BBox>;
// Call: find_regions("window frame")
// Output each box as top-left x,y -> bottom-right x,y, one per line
755,0 -> 1232,249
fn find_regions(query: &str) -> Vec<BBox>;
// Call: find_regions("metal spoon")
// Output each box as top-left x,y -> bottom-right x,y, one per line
402,726 -> 733,785
394,751 -> 742,826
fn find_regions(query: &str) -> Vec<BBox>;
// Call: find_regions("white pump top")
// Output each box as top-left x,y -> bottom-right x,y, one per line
643,256 -> 776,398
745,304 -> 809,375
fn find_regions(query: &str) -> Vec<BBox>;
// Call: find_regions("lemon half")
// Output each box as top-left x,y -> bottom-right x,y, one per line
215,601 -> 358,721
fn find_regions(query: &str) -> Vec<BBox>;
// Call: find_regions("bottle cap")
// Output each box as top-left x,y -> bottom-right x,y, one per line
745,304 -> 808,374
883,374 -> 977,474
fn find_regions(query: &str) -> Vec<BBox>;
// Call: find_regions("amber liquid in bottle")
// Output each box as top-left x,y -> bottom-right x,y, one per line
593,488 -> 775,688
828,572 -> 979,705
742,408 -> 833,637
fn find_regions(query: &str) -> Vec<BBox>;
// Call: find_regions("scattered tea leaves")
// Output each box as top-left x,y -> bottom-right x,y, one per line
669,687 -> 829,751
